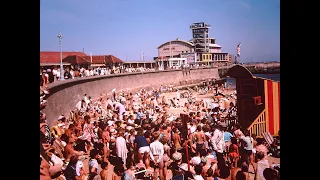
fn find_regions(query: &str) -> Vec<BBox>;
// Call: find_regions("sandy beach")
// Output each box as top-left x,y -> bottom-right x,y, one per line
57,86 -> 278,180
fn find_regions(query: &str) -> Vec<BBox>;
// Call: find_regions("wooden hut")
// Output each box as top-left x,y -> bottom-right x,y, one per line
226,65 -> 280,137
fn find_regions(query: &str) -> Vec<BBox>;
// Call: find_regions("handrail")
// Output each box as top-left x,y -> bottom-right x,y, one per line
247,109 -> 266,137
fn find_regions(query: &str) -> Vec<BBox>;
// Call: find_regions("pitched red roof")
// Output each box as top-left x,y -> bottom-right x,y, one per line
63,55 -> 90,64
40,52 -> 123,64
106,55 -> 123,63
40,51 -> 87,63
71,55 -> 124,64
80,56 -> 106,64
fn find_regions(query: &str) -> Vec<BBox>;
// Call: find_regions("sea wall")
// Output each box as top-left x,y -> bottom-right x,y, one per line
44,68 -> 221,126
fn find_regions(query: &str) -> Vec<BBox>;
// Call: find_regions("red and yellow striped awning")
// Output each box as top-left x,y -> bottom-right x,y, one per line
264,80 -> 280,135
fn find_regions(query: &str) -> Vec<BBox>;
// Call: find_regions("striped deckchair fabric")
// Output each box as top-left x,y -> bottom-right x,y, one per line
262,131 -> 274,147
264,80 -> 280,135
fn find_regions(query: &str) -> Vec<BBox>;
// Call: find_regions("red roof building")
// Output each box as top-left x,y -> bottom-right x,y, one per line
40,51 -> 123,67
40,51 -> 87,65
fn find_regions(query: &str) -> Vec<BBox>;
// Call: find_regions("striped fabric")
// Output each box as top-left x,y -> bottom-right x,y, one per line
264,80 -> 280,135
262,132 -> 274,147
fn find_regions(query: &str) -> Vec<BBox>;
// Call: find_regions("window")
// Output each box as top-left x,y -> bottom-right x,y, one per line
163,48 -> 169,50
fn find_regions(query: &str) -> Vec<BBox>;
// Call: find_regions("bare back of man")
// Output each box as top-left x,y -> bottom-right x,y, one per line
195,126 -> 205,152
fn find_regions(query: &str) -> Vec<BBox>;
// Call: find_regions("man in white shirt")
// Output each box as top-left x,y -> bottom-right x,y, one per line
115,129 -> 128,165
52,68 -> 57,82
119,95 -> 126,104
193,165 -> 204,180
240,130 -> 256,171
114,101 -> 126,117
210,124 -> 225,163
88,149 -> 100,179
149,132 -> 165,180
255,151 -> 270,180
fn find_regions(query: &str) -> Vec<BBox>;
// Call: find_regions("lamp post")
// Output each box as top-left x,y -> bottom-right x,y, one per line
57,32 -> 64,80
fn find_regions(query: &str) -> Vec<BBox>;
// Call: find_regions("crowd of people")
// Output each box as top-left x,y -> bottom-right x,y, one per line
39,63 -> 228,86
40,66 -> 156,85
40,73 -> 280,180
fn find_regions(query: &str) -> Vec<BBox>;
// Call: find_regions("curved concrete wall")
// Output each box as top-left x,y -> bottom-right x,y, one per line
44,68 -> 220,126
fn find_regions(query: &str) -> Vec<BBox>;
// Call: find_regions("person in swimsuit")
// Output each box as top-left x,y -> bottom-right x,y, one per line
161,136 -> 171,178
172,128 -> 182,150
228,137 -> 240,168
195,125 -> 206,153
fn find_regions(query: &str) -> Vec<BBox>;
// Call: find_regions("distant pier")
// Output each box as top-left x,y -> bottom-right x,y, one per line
218,62 -> 280,77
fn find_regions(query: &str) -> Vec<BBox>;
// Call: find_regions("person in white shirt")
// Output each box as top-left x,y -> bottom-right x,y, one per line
240,130 -> 256,172
149,131 -> 165,180
52,68 -> 57,81
194,165 -> 204,180
190,151 -> 201,166
69,70 -> 74,79
85,69 -> 89,77
119,95 -> 126,104
255,151 -> 270,180
115,129 -> 128,165
88,149 -> 100,179
115,101 -> 126,117
76,100 -> 87,112
210,124 -> 225,163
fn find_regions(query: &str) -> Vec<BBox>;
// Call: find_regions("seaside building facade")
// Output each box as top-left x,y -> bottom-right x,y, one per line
156,39 -> 194,69
154,22 -> 232,69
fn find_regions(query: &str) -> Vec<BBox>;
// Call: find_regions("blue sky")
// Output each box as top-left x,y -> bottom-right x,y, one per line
40,0 -> 280,63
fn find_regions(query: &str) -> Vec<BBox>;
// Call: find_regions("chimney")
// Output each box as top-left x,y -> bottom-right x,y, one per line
83,48 -> 84,53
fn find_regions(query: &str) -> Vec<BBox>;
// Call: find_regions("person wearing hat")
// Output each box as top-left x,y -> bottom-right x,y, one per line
51,115 -> 66,139
150,131 -> 165,180
172,151 -> 196,179
169,151 -> 183,177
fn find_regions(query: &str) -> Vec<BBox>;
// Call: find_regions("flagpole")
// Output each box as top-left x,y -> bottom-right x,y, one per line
90,41 -> 93,68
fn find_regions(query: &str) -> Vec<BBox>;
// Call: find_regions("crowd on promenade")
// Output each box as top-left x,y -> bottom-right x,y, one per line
39,63 -> 221,86
40,66 -> 157,84
40,73 -> 280,180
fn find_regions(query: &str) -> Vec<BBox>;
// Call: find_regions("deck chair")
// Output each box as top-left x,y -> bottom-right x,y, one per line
262,131 -> 274,147
170,99 -> 176,107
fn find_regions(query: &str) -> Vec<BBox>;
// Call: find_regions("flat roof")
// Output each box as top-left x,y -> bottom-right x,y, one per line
208,44 -> 222,48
